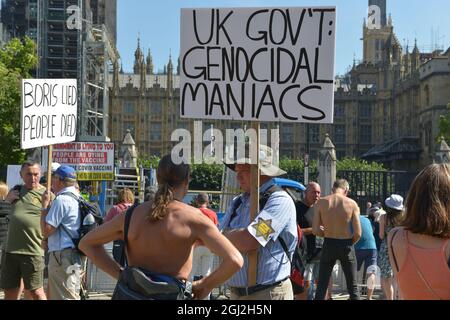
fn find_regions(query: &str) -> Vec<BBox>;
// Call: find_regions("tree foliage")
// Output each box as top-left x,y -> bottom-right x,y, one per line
137,154 -> 160,169
337,158 -> 386,172
138,155 -> 385,191
437,103 -> 450,143
189,163 -> 223,191
0,37 -> 38,168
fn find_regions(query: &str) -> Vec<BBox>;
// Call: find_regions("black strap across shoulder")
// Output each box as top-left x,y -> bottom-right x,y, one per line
390,229 -> 401,272
120,204 -> 137,267
117,204 -> 193,299
229,185 -> 283,224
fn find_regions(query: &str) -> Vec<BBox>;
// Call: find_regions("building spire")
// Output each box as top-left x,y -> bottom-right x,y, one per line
134,36 -> 144,74
146,48 -> 154,75
167,51 -> 173,73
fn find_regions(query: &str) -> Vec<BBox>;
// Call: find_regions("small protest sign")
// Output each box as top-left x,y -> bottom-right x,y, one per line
21,79 -> 77,149
42,142 -> 115,181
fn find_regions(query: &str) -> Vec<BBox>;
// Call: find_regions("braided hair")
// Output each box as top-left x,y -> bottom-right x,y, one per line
149,154 -> 190,221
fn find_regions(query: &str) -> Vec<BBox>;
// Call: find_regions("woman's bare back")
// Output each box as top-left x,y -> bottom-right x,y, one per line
125,200 -> 207,280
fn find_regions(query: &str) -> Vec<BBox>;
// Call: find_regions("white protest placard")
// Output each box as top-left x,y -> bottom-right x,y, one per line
42,142 -> 115,181
21,79 -> 77,149
6,165 -> 22,190
180,7 -> 336,123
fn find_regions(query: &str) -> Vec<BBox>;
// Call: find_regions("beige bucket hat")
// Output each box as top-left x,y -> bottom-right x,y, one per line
224,144 -> 287,177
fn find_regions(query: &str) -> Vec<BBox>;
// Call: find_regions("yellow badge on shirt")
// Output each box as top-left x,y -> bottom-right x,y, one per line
251,218 -> 275,241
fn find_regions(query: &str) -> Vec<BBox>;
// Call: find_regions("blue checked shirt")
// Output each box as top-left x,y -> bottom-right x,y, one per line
220,179 -> 297,287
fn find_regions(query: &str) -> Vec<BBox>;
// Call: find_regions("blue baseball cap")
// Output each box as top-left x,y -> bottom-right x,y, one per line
54,165 -> 77,181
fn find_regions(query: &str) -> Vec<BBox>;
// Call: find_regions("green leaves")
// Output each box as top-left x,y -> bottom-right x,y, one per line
437,103 -> 450,143
0,37 -> 37,77
0,37 -> 37,168
190,163 -> 223,191
337,158 -> 385,171
137,154 -> 161,169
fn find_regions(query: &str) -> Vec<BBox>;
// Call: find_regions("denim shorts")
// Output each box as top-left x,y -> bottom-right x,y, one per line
355,249 -> 377,272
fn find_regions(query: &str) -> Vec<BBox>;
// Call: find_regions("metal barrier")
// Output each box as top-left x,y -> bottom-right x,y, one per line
86,242 -> 117,293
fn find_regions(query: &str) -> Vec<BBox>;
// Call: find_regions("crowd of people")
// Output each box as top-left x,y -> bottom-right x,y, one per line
0,152 -> 449,300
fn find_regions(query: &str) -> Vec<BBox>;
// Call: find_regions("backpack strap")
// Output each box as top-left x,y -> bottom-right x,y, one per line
59,191 -> 82,203
56,192 -> 82,248
278,236 -> 292,265
227,196 -> 243,225
120,204 -> 137,267
259,185 -> 294,264
259,185 -> 283,209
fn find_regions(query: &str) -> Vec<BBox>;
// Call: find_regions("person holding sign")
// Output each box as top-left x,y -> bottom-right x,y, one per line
220,145 -> 297,300
0,161 -> 48,300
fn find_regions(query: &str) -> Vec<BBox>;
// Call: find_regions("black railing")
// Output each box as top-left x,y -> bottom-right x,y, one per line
337,170 -> 418,211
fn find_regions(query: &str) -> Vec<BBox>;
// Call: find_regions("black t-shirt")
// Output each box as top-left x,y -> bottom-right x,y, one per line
295,201 -> 321,262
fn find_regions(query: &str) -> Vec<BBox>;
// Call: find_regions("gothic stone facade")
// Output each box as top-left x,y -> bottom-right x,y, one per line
108,2 -> 450,170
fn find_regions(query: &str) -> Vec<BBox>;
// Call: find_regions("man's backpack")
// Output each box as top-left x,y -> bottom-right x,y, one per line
59,192 -> 103,255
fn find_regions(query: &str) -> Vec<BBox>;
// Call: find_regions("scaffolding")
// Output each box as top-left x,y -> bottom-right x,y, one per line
80,22 -> 118,139
35,0 -> 117,140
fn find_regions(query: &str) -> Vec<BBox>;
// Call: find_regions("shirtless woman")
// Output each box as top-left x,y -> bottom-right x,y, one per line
79,155 -> 243,300
313,179 -> 361,300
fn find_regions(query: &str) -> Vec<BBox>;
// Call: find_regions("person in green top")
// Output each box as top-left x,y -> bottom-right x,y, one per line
0,161 -> 48,300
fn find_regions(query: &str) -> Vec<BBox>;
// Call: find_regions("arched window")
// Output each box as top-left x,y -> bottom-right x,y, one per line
423,85 -> 430,106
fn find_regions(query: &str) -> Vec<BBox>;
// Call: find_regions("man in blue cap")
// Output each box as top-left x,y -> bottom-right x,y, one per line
40,165 -> 84,300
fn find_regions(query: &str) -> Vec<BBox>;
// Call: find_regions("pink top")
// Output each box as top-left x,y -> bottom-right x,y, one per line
396,230 -> 450,300
104,202 -> 132,223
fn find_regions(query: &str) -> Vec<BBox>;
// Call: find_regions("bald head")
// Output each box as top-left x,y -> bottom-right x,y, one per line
304,182 -> 321,207
196,192 -> 209,207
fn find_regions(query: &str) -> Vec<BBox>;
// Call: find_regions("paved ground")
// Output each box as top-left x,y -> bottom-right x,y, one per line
0,287 -> 384,300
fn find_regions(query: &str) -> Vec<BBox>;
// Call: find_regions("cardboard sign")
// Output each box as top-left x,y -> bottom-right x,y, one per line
21,79 -> 78,149
6,165 -> 22,190
180,7 -> 336,123
43,142 -> 115,181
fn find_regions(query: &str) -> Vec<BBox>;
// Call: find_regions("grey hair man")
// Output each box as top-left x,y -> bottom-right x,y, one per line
0,161 -> 48,300
313,179 -> 361,300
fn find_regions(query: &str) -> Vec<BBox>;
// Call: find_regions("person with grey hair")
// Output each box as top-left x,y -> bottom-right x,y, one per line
313,179 -> 362,300
144,185 -> 158,203
0,161 -> 48,300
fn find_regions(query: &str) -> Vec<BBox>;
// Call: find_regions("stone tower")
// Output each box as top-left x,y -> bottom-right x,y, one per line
133,37 -> 144,74
369,0 -> 387,27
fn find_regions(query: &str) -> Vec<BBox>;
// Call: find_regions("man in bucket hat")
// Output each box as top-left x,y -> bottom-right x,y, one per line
220,144 -> 297,300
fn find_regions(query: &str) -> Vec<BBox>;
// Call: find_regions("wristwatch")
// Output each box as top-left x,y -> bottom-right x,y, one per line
41,207 -> 49,213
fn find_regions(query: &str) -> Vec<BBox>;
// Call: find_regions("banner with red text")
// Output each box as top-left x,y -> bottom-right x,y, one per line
43,142 -> 115,181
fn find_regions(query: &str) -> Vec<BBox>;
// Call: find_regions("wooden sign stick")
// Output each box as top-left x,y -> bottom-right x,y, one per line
46,145 -> 53,193
248,121 -> 260,286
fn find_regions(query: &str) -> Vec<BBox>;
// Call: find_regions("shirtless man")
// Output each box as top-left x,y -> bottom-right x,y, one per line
313,179 -> 361,300
79,155 -> 243,300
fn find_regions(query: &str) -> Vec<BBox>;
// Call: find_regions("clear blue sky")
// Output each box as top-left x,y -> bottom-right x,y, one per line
117,0 -> 450,76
